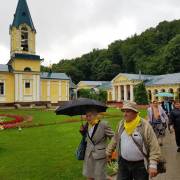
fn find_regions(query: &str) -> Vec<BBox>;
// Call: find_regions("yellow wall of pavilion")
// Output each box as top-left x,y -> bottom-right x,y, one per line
146,84 -> 180,101
107,89 -> 112,101
112,74 -> 141,85
50,80 -> 59,103
0,73 -> 15,103
61,80 -> 69,101
77,82 -> 95,90
41,80 -> 48,101
41,79 -> 69,103
112,75 -> 129,82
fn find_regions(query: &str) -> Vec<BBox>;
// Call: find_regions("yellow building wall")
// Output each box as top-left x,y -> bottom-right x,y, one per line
113,75 -> 129,82
41,79 -> 69,102
77,82 -> 94,90
50,80 -> 59,103
112,74 -> 141,85
146,84 -> 180,101
11,59 -> 40,72
10,25 -> 36,55
23,79 -> 33,96
0,73 -> 15,103
107,90 -> 112,101
61,80 -> 68,101
41,80 -> 48,101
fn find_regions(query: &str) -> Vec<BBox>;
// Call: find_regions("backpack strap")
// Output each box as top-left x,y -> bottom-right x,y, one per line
136,119 -> 150,156
131,134 -> 148,160
118,120 -> 125,135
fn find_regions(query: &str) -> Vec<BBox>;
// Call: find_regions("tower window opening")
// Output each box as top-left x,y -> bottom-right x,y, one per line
21,27 -> 28,51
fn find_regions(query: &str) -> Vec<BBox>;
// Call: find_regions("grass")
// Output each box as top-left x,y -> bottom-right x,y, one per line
0,116 -> 13,122
0,108 -> 147,180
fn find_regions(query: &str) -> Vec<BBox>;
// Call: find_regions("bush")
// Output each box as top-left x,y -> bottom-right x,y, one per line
134,82 -> 149,105
78,89 -> 107,103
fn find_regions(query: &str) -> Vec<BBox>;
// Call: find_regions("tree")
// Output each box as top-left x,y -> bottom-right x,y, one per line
77,89 -> 107,103
41,19 -> 180,82
160,34 -> 180,73
134,82 -> 148,105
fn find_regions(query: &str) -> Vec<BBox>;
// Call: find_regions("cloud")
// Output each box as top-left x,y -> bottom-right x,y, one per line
0,45 -> 10,64
1,0 -> 180,65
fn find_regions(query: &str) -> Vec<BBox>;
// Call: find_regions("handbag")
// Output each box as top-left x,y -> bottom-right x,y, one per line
131,135 -> 166,174
157,157 -> 166,173
76,135 -> 87,160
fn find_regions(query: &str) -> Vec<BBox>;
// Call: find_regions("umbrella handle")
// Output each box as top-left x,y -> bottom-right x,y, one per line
80,115 -> 84,126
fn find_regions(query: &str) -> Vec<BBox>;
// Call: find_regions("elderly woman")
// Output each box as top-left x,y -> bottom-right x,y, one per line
81,108 -> 114,180
147,100 -> 169,146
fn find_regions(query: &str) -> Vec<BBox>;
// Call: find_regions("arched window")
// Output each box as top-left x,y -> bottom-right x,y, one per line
161,89 -> 165,92
153,89 -> 158,95
147,90 -> 152,101
168,88 -> 174,94
153,89 -> 158,100
24,67 -> 31,72
21,26 -> 28,51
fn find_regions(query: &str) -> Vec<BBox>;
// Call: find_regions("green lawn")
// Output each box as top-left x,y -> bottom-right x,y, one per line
0,108 -> 147,180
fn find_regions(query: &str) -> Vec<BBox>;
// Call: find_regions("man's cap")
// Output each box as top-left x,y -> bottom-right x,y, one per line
121,101 -> 138,113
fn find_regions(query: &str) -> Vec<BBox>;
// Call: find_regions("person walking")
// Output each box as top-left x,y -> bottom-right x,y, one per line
82,108 -> 114,180
161,98 -> 174,115
147,100 -> 169,146
169,101 -> 180,152
106,102 -> 161,180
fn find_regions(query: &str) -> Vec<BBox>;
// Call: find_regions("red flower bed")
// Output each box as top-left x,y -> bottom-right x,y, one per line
0,114 -> 24,129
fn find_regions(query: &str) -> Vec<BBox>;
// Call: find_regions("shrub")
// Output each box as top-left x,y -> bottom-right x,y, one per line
78,89 -> 107,103
134,82 -> 149,105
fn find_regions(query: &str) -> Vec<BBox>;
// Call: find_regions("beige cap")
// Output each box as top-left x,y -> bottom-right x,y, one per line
121,101 -> 138,113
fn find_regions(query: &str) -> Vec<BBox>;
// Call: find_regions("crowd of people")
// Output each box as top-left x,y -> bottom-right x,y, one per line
79,99 -> 180,180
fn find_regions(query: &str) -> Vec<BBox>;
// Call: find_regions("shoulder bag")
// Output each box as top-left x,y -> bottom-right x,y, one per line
131,134 -> 166,174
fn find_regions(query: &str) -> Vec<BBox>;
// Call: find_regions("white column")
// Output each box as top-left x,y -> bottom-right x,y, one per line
36,75 -> 40,101
15,74 -> 19,101
75,89 -> 78,99
130,85 -> 134,102
66,81 -> 69,101
47,81 -> 50,101
124,85 -> 127,101
19,74 -> 23,101
112,86 -> 115,101
118,86 -> 121,102
33,75 -> 37,101
59,81 -> 62,101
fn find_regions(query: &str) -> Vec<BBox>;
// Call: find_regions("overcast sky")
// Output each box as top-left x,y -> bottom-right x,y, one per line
0,0 -> 180,66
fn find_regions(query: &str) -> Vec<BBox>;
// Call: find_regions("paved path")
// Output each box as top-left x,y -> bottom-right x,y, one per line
112,132 -> 180,180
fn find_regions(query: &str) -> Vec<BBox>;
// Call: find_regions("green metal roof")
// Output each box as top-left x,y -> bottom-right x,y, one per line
0,65 -> 13,72
40,72 -> 70,80
96,82 -> 112,90
11,0 -> 36,31
11,53 -> 42,60
145,73 -> 180,86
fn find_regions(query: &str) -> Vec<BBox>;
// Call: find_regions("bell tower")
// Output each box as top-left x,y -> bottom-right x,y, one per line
10,0 -> 36,56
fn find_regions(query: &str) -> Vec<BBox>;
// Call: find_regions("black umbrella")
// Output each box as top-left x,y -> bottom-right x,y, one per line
55,98 -> 107,116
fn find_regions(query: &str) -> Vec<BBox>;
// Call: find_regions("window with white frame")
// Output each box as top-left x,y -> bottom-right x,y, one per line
25,81 -> 30,88
0,82 -> 4,95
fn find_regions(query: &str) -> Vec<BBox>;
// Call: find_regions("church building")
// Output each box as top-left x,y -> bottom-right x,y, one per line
0,0 -> 70,106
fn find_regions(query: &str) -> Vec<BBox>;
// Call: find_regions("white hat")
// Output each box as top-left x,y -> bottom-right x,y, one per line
121,101 -> 138,113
